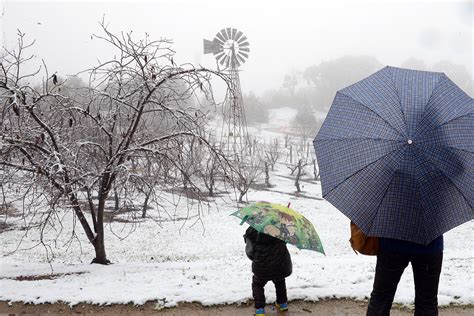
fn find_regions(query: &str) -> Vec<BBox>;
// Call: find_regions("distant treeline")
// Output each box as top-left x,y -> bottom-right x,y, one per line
243,55 -> 473,125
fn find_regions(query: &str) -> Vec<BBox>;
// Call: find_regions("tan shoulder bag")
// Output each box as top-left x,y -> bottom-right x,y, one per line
349,221 -> 379,255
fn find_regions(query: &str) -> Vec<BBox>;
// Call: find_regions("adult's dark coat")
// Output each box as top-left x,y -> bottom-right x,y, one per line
244,226 -> 292,280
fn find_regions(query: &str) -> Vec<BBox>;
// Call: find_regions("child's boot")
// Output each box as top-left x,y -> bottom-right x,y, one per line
276,302 -> 288,311
255,307 -> 265,315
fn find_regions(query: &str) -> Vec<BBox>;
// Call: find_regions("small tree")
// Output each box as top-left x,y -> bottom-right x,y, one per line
287,159 -> 309,193
231,154 -> 263,203
263,138 -> 281,171
196,150 -> 220,197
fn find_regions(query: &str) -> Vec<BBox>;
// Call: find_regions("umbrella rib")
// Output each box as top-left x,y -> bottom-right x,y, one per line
417,113 -> 474,141
385,67 -> 410,132
421,143 -> 473,155
414,73 -> 451,137
362,151 -> 427,243
364,168 -> 398,237
323,145 -> 405,198
316,137 -> 402,142
338,91 -> 407,139
417,146 -> 474,211
412,167 -> 431,244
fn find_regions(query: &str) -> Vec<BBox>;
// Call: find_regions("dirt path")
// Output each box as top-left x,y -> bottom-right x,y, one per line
1,300 -> 473,315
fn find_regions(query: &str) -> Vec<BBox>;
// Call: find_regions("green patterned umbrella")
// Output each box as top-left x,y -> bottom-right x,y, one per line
231,201 -> 325,254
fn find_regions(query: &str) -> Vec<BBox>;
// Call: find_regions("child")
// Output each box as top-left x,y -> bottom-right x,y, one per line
244,226 -> 292,316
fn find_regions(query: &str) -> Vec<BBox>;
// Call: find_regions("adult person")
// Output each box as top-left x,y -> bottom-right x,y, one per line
367,235 -> 444,315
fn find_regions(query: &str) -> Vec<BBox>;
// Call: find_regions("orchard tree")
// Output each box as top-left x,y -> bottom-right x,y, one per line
0,24 -> 234,264
230,152 -> 263,203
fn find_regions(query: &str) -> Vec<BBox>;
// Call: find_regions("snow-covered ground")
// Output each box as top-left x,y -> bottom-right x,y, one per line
1,108 -> 473,308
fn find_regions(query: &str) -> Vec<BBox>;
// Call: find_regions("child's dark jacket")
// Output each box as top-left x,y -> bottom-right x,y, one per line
244,226 -> 292,280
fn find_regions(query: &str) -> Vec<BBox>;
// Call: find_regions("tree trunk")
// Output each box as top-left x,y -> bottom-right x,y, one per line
313,159 -> 320,181
70,192 -> 109,264
295,159 -> 302,193
295,180 -> 301,193
90,175 -> 111,265
238,191 -> 245,203
209,175 -> 214,197
265,162 -> 271,187
114,187 -> 119,211
182,172 -> 188,190
85,188 -> 98,232
141,189 -> 151,218
92,194 -> 110,264
238,178 -> 247,203
91,233 -> 108,264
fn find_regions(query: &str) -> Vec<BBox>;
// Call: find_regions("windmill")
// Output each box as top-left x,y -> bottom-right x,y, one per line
203,27 -> 250,157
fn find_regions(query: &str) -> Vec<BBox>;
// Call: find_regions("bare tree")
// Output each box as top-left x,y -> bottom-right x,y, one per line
260,139 -> 281,188
196,148 -> 220,197
263,138 -> 281,171
0,25 -> 233,264
230,154 -> 263,203
287,159 -> 309,193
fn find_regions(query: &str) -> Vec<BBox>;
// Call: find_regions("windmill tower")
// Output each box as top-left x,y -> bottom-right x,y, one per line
203,27 -> 250,157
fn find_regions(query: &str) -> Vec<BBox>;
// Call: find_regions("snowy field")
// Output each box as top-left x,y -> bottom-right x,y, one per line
1,108 -> 473,308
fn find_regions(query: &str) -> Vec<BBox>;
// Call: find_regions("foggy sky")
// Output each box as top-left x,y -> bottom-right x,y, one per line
1,0 -> 472,94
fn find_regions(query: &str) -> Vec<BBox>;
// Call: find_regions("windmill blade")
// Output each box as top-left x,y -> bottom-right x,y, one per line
215,31 -> 226,43
218,55 -> 226,66
219,54 -> 227,66
207,28 -> 249,69
236,54 -> 246,64
215,51 -> 226,61
234,30 -> 244,43
218,55 -> 227,66
203,39 -> 223,54
213,34 -> 224,44
237,35 -> 247,44
220,28 -> 229,41
226,27 -> 233,40
239,51 -> 249,59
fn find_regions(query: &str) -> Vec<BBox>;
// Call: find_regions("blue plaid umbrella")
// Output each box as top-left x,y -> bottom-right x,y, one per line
314,66 -> 473,245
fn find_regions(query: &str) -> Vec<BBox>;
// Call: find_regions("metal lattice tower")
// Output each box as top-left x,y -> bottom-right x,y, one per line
203,27 -> 250,157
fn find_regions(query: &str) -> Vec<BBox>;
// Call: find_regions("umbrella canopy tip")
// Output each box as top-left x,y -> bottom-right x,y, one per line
239,215 -> 249,225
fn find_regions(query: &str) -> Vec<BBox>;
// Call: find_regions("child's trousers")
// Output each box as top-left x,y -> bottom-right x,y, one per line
252,275 -> 287,309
